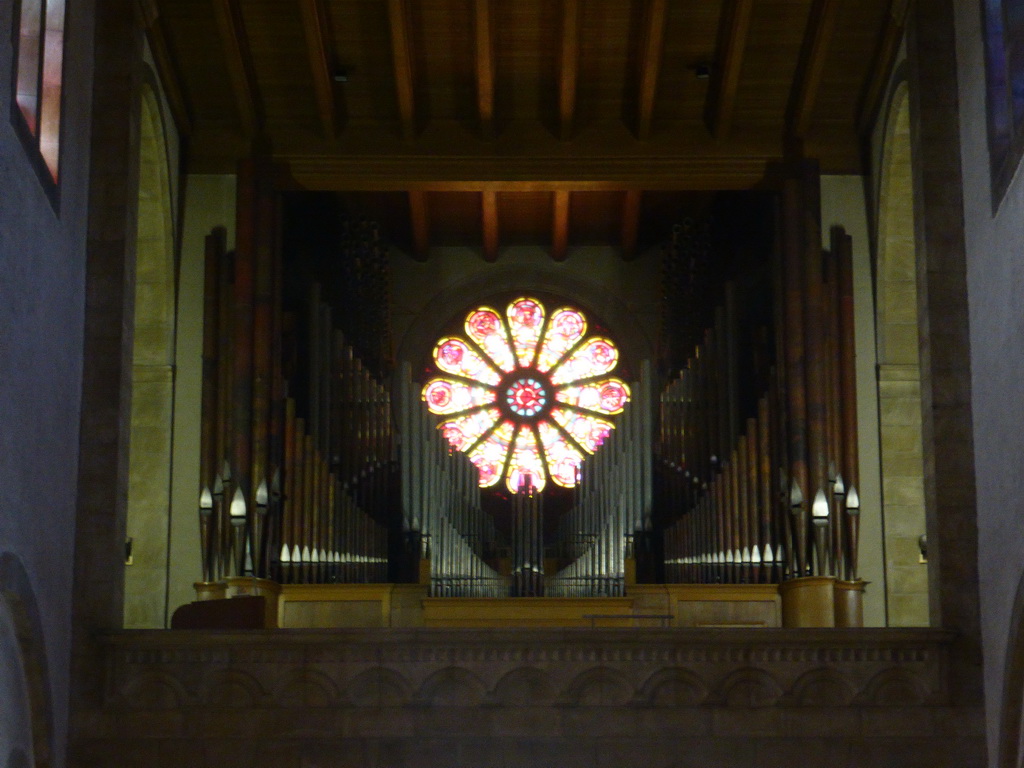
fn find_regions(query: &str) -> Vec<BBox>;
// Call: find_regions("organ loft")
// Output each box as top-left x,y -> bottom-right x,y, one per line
1,0 -> 998,766
178,169 -> 868,632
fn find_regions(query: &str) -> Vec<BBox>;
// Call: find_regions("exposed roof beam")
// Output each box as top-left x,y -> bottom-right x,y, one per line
621,190 -> 642,260
482,190 -> 499,261
211,0 -> 260,137
636,0 -> 668,140
552,190 -> 570,261
474,0 -> 496,138
856,0 -> 909,137
558,0 -> 581,141
707,0 -> 754,139
408,191 -> 430,261
786,0 -> 840,140
298,0 -> 337,139
145,16 -> 192,138
387,0 -> 417,139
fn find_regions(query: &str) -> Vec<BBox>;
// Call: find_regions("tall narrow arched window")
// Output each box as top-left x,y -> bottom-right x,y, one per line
13,0 -> 65,185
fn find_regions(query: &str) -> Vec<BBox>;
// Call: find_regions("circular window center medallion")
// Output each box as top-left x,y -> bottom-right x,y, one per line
505,377 -> 549,418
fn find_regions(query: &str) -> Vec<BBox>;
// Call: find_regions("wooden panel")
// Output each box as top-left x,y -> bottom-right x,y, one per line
655,0 -> 722,124
329,0 -> 401,122
428,191 -> 482,244
733,0 -> 813,126
498,191 -> 551,245
240,0 -> 319,132
493,0 -> 560,124
568,191 -> 622,244
412,0 -> 475,121
161,0 -> 240,127
576,0 -> 644,125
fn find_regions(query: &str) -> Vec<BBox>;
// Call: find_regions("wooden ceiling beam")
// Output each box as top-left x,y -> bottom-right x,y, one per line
298,0 -> 337,139
786,0 -> 840,141
558,0 -> 581,141
482,190 -> 499,261
387,0 -> 417,140
552,190 -> 570,261
707,0 -> 754,139
636,0 -> 668,140
408,191 -> 430,261
621,190 -> 642,260
474,0 -> 496,138
145,16 -> 192,138
211,0 -> 260,137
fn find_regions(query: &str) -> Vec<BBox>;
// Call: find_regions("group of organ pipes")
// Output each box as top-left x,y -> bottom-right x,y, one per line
193,159 -> 863,601
659,162 -> 862,586
196,166 -> 393,588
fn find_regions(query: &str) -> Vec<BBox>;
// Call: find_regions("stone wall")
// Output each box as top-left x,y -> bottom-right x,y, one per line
0,0 -> 97,763
74,627 -> 984,768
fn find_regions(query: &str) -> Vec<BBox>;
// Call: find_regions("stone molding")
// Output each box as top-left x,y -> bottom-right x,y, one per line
98,628 -> 952,711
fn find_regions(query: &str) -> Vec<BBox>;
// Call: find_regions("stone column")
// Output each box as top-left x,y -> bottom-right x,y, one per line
68,0 -> 147,761
906,0 -> 984,707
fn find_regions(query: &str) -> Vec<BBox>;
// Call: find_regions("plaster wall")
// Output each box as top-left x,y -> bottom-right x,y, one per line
0,0 -> 96,763
953,2 -> 1024,760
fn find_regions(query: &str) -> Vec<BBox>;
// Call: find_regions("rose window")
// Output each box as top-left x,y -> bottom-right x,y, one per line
422,297 -> 630,493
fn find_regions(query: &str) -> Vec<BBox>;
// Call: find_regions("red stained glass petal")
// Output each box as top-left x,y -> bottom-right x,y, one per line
554,378 -> 631,415
433,337 -> 501,385
468,420 -> 516,487
422,377 -> 496,415
440,408 -> 500,452
537,421 -> 584,488
549,336 -> 618,385
506,427 -> 546,493
506,297 -> 546,368
550,407 -> 614,454
536,308 -> 587,372
465,307 -> 516,373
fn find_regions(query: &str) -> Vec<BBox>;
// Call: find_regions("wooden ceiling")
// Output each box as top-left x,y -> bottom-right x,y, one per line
150,0 -> 905,257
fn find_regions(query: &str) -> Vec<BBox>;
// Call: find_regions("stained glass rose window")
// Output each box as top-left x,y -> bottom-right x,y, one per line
422,297 -> 630,493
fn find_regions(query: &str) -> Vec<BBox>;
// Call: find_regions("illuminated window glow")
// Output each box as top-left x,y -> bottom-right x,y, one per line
423,297 -> 630,492
14,0 -> 65,183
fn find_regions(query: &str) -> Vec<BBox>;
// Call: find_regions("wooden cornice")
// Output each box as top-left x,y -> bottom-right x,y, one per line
387,0 -> 417,140
298,0 -> 337,139
636,0 -> 668,140
474,0 -> 496,138
482,190 -> 499,261
786,0 -> 840,140
552,190 -> 570,261
559,0 -> 581,141
707,0 -> 754,139
211,0 -> 260,137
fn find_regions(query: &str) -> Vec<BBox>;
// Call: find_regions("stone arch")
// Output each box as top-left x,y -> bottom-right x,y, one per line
0,553 -> 53,768
874,78 -> 929,626
124,77 -> 178,629
203,669 -> 266,707
394,260 -> 656,378
344,667 -> 413,707
860,667 -> 928,706
416,667 -> 487,707
561,666 -> 633,706
491,667 -> 555,707
712,667 -> 783,708
274,670 -> 341,708
637,667 -> 708,707
997,570 -> 1024,768
789,667 -> 856,707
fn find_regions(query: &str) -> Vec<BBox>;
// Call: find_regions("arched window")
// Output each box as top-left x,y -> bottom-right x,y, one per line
13,0 -> 65,185
422,297 -> 629,493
